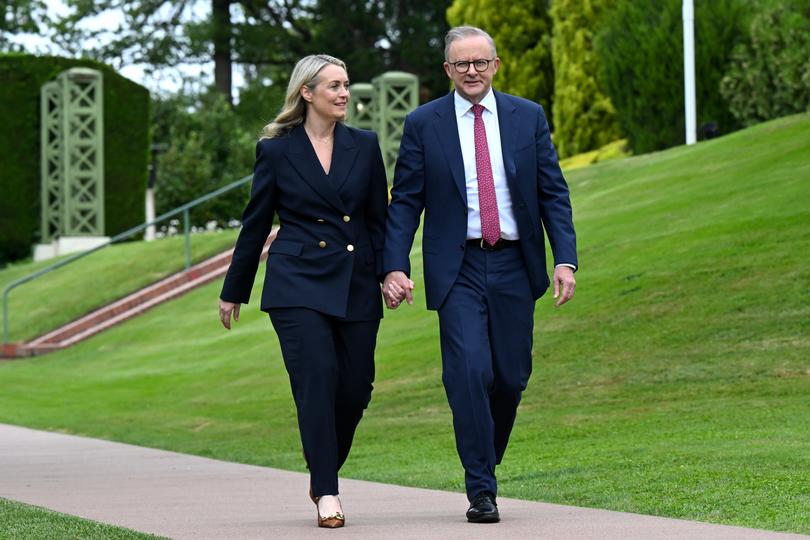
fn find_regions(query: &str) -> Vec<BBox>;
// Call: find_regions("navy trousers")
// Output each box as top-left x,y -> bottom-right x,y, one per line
269,308 -> 379,497
437,243 -> 535,500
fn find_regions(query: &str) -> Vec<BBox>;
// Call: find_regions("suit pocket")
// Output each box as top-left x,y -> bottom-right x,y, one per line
268,240 -> 303,256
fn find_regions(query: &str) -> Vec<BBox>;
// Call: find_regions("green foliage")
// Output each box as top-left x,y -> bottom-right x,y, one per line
446,0 -> 554,121
1,114 -> 809,533
151,90 -> 254,225
53,0 -> 453,103
0,0 -> 47,50
720,3 -> 810,126
596,0 -> 747,153
0,54 -> 149,266
551,0 -> 621,158
558,138 -> 629,171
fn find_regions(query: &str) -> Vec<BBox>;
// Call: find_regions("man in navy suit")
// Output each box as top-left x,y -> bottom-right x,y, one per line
383,26 -> 578,523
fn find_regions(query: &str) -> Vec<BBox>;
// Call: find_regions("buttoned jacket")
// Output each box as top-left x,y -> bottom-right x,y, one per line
383,90 -> 578,310
221,123 -> 388,320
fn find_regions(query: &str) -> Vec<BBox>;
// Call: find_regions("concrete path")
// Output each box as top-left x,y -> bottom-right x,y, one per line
0,424 -> 805,540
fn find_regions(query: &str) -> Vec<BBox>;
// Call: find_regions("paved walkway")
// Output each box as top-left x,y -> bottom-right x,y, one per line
0,424 -> 806,540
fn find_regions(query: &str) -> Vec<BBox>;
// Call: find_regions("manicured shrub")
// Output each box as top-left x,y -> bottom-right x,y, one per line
720,3 -> 810,126
0,54 -> 149,265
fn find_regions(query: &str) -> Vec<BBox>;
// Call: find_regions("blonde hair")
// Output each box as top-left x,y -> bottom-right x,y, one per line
261,54 -> 347,139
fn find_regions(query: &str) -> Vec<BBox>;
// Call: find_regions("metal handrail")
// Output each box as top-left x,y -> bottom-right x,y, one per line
2,174 -> 253,344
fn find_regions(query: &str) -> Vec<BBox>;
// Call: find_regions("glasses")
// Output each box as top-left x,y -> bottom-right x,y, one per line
447,58 -> 495,73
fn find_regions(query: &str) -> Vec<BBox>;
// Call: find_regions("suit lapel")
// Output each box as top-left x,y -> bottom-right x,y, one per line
286,124 -> 349,213
432,92 -> 467,206
494,91 -> 528,207
328,122 -> 359,193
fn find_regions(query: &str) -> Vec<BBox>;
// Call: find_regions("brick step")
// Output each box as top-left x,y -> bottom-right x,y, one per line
1,231 -> 275,359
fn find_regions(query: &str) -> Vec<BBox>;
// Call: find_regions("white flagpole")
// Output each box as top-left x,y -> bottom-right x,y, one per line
683,0 -> 697,145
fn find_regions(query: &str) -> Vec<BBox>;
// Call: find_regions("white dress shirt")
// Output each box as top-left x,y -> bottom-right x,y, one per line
454,89 -> 519,241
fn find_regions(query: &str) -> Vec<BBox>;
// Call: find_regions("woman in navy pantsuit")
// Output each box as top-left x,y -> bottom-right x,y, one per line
218,54 -> 388,529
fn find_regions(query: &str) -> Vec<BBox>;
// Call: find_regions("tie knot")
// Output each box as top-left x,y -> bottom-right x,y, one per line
471,103 -> 485,118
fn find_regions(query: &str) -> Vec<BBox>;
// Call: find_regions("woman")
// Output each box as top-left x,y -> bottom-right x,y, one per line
218,54 -> 388,529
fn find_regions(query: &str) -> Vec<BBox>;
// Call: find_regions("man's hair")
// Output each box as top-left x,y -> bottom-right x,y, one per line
444,26 -> 497,61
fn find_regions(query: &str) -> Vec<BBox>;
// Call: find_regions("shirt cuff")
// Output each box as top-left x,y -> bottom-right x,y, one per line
555,263 -> 577,271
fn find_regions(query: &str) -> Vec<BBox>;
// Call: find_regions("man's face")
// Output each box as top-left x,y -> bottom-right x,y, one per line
443,36 -> 500,104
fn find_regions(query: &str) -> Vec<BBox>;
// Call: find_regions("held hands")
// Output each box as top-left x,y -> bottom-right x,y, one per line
383,271 -> 415,310
219,299 -> 241,329
553,266 -> 576,308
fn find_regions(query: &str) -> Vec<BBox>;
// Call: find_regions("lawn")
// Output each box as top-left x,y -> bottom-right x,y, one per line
0,498 -> 163,539
0,230 -> 238,342
0,114 -> 808,533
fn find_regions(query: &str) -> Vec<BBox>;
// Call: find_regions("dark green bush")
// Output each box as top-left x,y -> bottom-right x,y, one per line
596,0 -> 747,154
0,54 -> 150,265
151,90 -> 255,227
720,2 -> 810,126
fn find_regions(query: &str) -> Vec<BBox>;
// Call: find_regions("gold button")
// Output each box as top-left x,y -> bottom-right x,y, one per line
343,215 -> 351,223
347,244 -> 354,252
319,241 -> 326,248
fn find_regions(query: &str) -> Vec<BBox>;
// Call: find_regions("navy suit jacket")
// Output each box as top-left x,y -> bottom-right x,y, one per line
221,123 -> 388,320
383,90 -> 577,310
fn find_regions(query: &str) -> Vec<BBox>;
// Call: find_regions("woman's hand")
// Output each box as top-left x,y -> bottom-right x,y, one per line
219,299 -> 241,330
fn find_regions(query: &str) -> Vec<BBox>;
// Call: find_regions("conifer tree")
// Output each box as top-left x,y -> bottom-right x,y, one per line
447,0 -> 555,125
551,0 -> 621,158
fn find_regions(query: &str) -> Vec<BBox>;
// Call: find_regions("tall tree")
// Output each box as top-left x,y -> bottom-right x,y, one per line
382,0 -> 452,101
446,0 -> 554,124
1,0 -> 48,50
551,0 -> 621,158
52,0 -> 452,104
52,0 -> 313,103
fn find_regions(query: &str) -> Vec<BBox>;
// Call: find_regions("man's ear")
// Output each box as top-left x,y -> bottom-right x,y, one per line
443,62 -> 452,79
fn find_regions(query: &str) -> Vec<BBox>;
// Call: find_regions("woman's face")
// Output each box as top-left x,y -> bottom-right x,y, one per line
302,64 -> 350,122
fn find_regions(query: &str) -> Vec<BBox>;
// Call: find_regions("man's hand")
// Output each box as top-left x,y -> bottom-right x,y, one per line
219,299 -> 241,329
383,271 -> 414,309
553,266 -> 576,308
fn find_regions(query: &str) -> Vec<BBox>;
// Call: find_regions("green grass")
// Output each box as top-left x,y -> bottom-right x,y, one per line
0,114 -> 808,533
0,498 -> 163,539
0,231 -> 238,342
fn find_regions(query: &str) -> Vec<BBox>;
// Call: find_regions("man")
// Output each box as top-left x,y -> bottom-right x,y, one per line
382,26 -> 577,523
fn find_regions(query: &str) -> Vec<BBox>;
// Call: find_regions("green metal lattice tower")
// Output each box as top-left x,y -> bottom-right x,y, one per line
345,72 -> 418,182
372,71 -> 418,181
40,80 -> 62,242
40,68 -> 105,242
346,83 -> 375,130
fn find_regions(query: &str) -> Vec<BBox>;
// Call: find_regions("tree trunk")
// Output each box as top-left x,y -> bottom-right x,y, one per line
212,0 -> 232,103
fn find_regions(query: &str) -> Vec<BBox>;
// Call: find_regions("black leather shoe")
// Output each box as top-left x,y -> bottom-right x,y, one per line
466,492 -> 500,523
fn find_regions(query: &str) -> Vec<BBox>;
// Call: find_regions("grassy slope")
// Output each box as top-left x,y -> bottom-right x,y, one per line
0,231 -> 237,342
0,498 -> 163,539
0,114 -> 808,533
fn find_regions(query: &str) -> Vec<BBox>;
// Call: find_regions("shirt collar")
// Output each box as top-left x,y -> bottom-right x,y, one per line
454,88 -> 497,118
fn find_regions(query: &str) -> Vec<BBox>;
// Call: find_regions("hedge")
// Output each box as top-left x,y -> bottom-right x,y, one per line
0,54 -> 150,265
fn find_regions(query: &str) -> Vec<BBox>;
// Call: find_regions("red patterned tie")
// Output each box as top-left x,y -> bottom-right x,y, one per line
472,104 -> 501,246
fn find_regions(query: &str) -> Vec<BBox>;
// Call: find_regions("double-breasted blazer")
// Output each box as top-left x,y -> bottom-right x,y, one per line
220,122 -> 388,321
